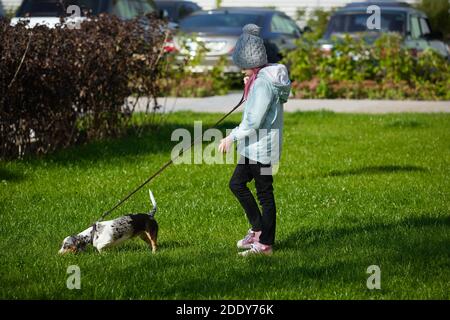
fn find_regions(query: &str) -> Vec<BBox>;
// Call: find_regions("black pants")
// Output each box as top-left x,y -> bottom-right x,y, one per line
229,157 -> 276,246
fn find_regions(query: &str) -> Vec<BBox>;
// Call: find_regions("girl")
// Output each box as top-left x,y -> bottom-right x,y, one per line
218,24 -> 291,256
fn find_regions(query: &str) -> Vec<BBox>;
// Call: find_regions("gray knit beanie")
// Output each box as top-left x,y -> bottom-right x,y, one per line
232,24 -> 268,69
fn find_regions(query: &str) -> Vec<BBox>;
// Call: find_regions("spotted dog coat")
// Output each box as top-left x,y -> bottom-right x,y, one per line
59,191 -> 158,254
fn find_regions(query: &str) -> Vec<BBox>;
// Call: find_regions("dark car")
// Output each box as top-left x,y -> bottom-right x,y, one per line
12,0 -> 159,28
154,0 -> 201,23
176,7 -> 302,72
320,1 -> 449,59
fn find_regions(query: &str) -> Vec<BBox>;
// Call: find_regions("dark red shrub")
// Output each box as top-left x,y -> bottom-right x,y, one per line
0,14 -> 166,159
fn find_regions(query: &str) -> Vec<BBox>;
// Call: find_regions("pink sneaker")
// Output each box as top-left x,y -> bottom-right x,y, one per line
237,229 -> 261,249
238,242 -> 273,257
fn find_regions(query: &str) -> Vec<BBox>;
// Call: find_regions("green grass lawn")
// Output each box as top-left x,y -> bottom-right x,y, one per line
1,111 -> 449,299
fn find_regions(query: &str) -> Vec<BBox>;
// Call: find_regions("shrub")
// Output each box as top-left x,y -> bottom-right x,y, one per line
283,33 -> 450,100
0,14 -> 166,159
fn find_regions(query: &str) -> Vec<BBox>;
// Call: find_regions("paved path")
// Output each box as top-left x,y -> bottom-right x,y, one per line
131,93 -> 450,114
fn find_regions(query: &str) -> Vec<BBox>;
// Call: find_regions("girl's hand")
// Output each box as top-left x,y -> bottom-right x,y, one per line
218,136 -> 233,153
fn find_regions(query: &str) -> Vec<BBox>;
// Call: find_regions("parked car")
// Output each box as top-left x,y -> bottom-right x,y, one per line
319,1 -> 450,59
175,7 -> 302,72
11,0 -> 160,28
154,0 -> 201,23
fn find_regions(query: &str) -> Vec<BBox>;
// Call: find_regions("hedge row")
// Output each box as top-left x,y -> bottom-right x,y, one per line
0,14 -> 166,159
282,33 -> 450,100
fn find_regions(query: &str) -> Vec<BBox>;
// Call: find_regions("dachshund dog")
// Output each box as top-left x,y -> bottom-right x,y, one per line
59,190 -> 158,254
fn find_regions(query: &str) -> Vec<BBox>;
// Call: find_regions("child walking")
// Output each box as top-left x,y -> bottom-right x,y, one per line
218,24 -> 291,256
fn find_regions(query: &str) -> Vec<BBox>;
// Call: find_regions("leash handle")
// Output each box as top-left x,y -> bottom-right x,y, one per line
99,93 -> 246,221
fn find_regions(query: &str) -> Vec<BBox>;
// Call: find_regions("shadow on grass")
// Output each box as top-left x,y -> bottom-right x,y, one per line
323,165 -> 428,178
39,120 -> 240,166
277,215 -> 450,251
42,215 -> 449,299
0,167 -> 25,182
143,216 -> 449,299
384,119 -> 427,129
109,239 -> 190,253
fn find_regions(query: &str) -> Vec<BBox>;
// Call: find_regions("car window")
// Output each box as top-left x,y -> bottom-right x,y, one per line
349,14 -> 371,32
179,3 -> 195,20
17,0 -> 101,17
128,0 -> 144,17
410,16 -> 422,39
139,0 -> 156,15
112,0 -> 140,19
327,14 -> 346,34
188,3 -> 200,13
419,17 -> 431,36
325,12 -> 407,37
155,2 -> 176,20
271,14 -> 298,35
285,16 -> 301,36
180,13 -> 262,29
112,0 -> 131,19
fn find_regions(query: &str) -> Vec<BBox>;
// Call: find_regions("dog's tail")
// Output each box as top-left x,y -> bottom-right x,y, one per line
148,189 -> 157,217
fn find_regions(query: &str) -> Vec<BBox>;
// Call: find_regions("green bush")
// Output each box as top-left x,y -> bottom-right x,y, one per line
283,33 -> 450,100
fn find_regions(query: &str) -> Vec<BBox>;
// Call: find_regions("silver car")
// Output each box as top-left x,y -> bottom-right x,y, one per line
319,1 -> 449,60
175,7 -> 302,73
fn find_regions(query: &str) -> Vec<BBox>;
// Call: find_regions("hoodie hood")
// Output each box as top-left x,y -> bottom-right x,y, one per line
258,63 -> 291,104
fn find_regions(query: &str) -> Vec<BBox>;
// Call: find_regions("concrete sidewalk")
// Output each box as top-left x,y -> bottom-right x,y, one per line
132,93 -> 450,114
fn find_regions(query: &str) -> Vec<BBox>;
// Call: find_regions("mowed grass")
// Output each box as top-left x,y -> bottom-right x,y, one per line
0,111 -> 449,299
